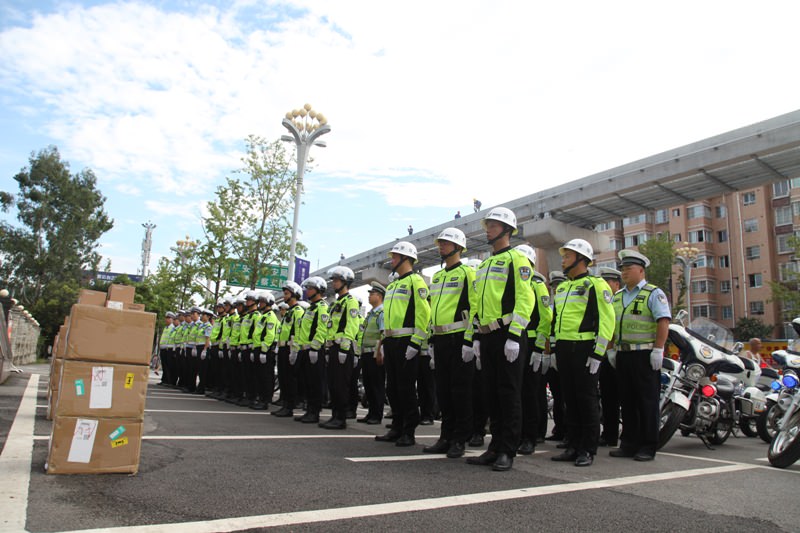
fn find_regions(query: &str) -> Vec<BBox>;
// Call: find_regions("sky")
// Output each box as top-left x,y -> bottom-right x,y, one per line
2,0 -> 800,285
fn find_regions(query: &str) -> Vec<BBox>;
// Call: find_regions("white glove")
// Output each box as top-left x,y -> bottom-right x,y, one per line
541,353 -> 551,374
249,352 -> 255,363
338,351 -> 346,364
405,345 -> 419,361
476,355 -> 482,371
218,350 -> 224,359
650,347 -> 664,371
191,346 -> 198,357
429,356 -> 435,370
504,339 -> 520,363
530,352 -> 543,372
429,344 -> 435,358
586,357 -> 601,374
473,340 -> 481,358
551,354 -> 558,372
607,349 -> 617,369
309,350 -> 318,364
200,350 -> 207,360
462,345 -> 475,363
237,351 -> 242,362
377,345 -> 383,359
325,352 -> 330,363
289,351 -> 297,365
259,353 -> 267,364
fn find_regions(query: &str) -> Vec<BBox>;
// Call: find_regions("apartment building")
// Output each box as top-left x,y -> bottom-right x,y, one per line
594,179 -> 800,338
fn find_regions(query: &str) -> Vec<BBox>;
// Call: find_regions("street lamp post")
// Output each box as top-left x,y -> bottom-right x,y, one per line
171,236 -> 199,308
281,103 -> 331,282
675,242 -> 700,321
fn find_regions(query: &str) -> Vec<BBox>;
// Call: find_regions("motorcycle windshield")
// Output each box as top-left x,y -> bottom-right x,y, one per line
788,338 -> 800,355
686,317 -> 737,354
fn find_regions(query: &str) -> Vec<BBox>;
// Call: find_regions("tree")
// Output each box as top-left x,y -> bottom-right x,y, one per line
733,316 -> 774,341
638,232 -> 675,301
769,235 -> 800,325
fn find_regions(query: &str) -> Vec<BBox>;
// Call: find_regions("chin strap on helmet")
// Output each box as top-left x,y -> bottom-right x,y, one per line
391,255 -> 411,275
487,225 -> 512,246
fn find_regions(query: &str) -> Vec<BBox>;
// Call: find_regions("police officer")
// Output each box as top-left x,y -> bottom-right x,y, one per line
195,308 -> 213,394
183,307 -> 202,393
323,266 -> 360,430
224,297 -> 244,403
461,258 -> 489,448
158,312 -> 176,386
424,228 -> 476,459
272,281 -> 305,417
173,310 -> 189,389
357,282 -> 386,424
347,296 -> 366,419
598,266 -> 623,447
515,244 -> 553,455
214,298 -> 234,400
609,250 -> 671,461
550,239 -> 615,467
251,292 -> 278,409
205,301 -> 225,397
466,207 -> 533,472
294,277 -> 329,423
544,271 -> 567,443
375,242 -> 431,447
239,291 -> 262,406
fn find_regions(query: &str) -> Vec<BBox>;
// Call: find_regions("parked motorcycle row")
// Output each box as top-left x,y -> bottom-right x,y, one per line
657,311 -> 800,468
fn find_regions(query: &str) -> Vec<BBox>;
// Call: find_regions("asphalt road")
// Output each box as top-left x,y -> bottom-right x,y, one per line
1,364 -> 798,533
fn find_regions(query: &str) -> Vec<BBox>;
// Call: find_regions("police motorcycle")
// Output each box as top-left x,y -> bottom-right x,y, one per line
766,349 -> 800,467
658,310 -> 746,449
719,349 -> 772,438
757,322 -> 800,444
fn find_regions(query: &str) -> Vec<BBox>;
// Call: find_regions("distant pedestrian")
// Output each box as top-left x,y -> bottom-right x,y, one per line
340,253 -> 345,261
473,198 -> 482,212
408,225 -> 413,235
454,211 -> 461,219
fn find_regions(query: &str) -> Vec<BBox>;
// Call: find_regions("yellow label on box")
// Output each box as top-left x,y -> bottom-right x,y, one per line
111,437 -> 129,448
124,373 -> 135,389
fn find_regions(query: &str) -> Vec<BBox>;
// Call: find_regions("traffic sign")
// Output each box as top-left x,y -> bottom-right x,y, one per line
227,262 -> 288,290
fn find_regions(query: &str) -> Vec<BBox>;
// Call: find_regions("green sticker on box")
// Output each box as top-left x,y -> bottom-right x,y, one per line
75,379 -> 85,396
108,426 -> 126,440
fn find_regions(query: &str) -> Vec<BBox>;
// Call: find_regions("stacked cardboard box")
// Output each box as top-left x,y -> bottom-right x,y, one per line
46,285 -> 155,474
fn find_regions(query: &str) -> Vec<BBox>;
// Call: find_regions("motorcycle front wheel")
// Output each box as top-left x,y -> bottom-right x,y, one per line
707,417 -> 733,445
658,402 -> 687,450
757,400 -> 781,443
738,417 -> 759,438
768,409 -> 800,468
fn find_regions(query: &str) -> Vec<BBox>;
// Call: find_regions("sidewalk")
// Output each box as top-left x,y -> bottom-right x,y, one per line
0,364 -> 48,456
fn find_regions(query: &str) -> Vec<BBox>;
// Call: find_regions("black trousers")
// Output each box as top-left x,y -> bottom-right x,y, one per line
520,342 -> 541,442
617,349 -> 660,456
384,337 -> 420,437
348,355 -> 362,412
256,348 -> 276,402
185,346 -> 198,392
175,347 -> 186,388
361,351 -> 385,420
299,349 -> 323,414
417,354 -> 437,421
277,346 -> 297,409
544,366 -> 565,438
159,348 -> 170,384
197,346 -> 211,393
432,333 -> 474,443
472,365 -> 488,436
224,347 -> 236,395
168,348 -> 180,386
480,328 -> 525,456
327,345 -> 354,421
556,340 -> 600,455
599,359 -> 620,443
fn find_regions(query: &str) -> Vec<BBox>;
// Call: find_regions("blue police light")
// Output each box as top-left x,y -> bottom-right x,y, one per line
771,380 -> 782,391
660,373 -> 670,385
782,374 -> 799,389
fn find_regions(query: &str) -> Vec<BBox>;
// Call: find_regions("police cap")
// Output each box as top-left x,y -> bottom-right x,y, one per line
368,281 -> 386,296
598,266 -> 622,282
618,249 -> 650,268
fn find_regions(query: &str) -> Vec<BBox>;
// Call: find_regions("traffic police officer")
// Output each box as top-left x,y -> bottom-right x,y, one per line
272,281 -> 305,417
515,244 -> 553,455
598,266 -> 623,447
550,239 -> 615,467
357,282 -> 386,424
295,277 -> 329,423
375,242 -> 431,447
214,298 -> 234,400
183,307 -> 202,393
424,228 -> 476,459
544,271 -> 567,442
323,266 -> 360,430
158,312 -> 176,386
195,308 -> 213,394
466,207 -> 533,472
224,297 -> 244,402
251,292 -> 278,409
239,291 -> 261,406
609,249 -> 671,461
205,301 -> 225,397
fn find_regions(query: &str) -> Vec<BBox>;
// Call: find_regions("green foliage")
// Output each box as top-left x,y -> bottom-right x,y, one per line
638,233 -> 675,299
733,316 -> 774,341
769,235 -> 800,323
28,279 -> 81,356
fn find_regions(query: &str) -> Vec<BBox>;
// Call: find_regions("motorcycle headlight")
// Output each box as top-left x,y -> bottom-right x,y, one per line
685,364 -> 706,382
782,374 -> 799,389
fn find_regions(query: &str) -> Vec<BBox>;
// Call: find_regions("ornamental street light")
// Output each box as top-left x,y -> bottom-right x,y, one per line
675,242 -> 700,321
281,103 -> 331,282
171,236 -> 200,308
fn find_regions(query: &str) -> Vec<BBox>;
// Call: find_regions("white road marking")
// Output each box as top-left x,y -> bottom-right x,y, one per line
32,434 -> 385,441
144,409 -> 271,414
64,463 -> 757,533
0,374 -> 39,532
346,450 -> 545,462
660,451 -> 800,475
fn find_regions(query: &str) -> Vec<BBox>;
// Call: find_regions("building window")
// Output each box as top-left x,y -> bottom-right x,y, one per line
719,255 -> 730,268
692,305 -> 717,319
691,280 -> 715,294
773,180 -> 790,198
721,306 -> 733,320
609,238 -> 623,251
743,191 -> 757,205
746,245 -> 761,260
623,213 -> 650,225
672,208 -> 681,217
720,280 -> 731,293
749,301 -> 765,315
655,209 -> 669,224
688,229 -> 713,243
793,201 -> 800,217
777,233 -> 797,254
776,206 -> 793,226
596,220 -> 618,231
779,262 -> 800,282
694,255 -> 714,268
715,205 -> 727,218
673,233 -> 682,243
687,204 -> 712,219
793,177 -> 800,189
624,233 -> 650,247
717,230 -> 728,243
748,273 -> 763,288
743,219 -> 758,232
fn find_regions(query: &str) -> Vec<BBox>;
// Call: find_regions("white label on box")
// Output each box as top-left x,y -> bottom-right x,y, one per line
67,418 -> 98,463
106,301 -> 123,310
89,366 -> 114,409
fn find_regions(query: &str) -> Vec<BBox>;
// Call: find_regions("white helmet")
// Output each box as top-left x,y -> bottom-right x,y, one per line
514,244 -> 536,266
559,238 -> 594,265
481,207 -> 518,234
233,296 -> 246,306
388,241 -> 418,262
244,290 -> 258,301
327,266 -> 355,283
302,276 -> 328,292
282,280 -> 302,299
436,228 -> 467,251
258,291 -> 275,305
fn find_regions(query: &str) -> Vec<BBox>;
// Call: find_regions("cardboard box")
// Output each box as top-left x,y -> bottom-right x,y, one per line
57,323 -> 69,358
124,303 -> 146,312
64,304 -> 156,366
48,358 -> 65,421
54,361 -> 148,420
106,284 -> 135,305
46,416 -> 143,474
78,289 -> 107,307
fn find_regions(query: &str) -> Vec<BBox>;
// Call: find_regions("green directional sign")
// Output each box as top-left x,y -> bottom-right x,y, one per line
227,261 -> 288,290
